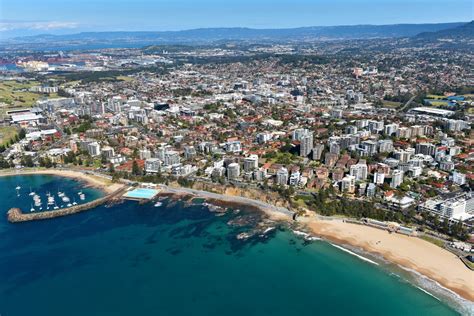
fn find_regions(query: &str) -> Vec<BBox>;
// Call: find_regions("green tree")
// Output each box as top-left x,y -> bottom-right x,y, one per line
132,160 -> 142,176
18,129 -> 26,139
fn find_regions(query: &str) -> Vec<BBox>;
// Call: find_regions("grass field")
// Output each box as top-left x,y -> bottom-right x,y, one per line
426,101 -> 449,106
0,81 -> 41,106
0,80 -> 61,118
116,76 -> 134,82
0,126 -> 18,146
426,94 -> 446,100
420,234 -> 445,248
382,100 -> 401,108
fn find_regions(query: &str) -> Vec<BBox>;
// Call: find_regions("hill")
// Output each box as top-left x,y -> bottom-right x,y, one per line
0,22 -> 468,50
414,21 -> 473,40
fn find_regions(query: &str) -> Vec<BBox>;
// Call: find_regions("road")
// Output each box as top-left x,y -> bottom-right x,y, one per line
399,95 -> 417,112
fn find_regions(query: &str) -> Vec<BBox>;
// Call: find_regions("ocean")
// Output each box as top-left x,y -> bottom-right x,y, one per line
0,175 -> 469,315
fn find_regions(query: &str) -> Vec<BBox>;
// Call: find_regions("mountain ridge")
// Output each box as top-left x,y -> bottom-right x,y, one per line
1,22 -> 470,50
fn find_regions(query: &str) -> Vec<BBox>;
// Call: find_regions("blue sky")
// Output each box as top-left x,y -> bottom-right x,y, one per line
0,0 -> 472,38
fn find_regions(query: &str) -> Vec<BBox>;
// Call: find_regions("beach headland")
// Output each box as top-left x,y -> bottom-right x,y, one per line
157,184 -> 293,221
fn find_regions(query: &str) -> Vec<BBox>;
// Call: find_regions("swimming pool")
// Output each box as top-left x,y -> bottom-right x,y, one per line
123,188 -> 159,200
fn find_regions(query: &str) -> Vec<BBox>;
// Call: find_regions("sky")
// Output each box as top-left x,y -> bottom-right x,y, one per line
0,0 -> 472,38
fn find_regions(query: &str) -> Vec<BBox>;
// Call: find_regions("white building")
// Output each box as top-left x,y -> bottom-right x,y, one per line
139,149 -> 152,160
164,151 -> 180,166
145,158 -> 162,174
227,163 -> 240,180
87,142 -> 101,157
289,171 -> 301,186
341,175 -> 356,193
419,194 -> 474,221
276,167 -> 289,186
390,170 -> 404,188
452,171 -> 466,186
350,161 -> 368,181
243,155 -> 259,172
373,172 -> 385,185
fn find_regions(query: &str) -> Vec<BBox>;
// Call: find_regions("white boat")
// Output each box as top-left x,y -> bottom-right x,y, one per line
58,191 -> 65,198
67,203 -> 72,207
15,185 -> 21,191
29,188 -> 36,196
79,193 -> 85,201
30,205 -> 35,212
47,196 -> 55,205
62,196 -> 70,203
154,201 -> 163,207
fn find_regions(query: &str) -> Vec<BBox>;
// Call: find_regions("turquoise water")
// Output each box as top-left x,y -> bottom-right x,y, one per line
124,187 -> 159,199
0,175 -> 467,316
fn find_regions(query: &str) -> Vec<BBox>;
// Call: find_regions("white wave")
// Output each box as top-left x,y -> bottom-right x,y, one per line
292,230 -> 309,236
292,230 -> 321,241
263,227 -> 275,234
330,243 -> 379,266
416,286 -> 441,301
398,265 -> 474,315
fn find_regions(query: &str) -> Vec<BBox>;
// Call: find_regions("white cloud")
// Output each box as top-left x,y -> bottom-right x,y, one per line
0,20 -> 79,31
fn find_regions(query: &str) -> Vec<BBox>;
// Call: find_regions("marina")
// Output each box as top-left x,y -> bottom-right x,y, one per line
6,176 -> 127,223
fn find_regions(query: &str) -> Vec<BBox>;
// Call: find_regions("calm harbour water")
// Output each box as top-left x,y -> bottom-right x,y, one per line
0,175 -> 469,316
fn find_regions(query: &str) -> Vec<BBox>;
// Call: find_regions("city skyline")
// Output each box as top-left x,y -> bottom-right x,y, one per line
0,0 -> 472,38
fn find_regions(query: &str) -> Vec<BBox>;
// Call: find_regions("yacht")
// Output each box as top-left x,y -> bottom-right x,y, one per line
62,196 -> 70,203
30,204 -> 35,212
79,193 -> 86,201
29,187 -> 36,196
154,201 -> 163,207
47,195 -> 55,206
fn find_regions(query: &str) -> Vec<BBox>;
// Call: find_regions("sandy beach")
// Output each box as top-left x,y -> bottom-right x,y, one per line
159,184 -> 473,301
302,217 -> 474,301
0,168 -> 124,194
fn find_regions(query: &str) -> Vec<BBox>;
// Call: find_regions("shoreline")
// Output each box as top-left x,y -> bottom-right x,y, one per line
1,170 -> 472,303
158,184 -> 474,303
301,217 -> 474,303
0,168 -> 123,194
